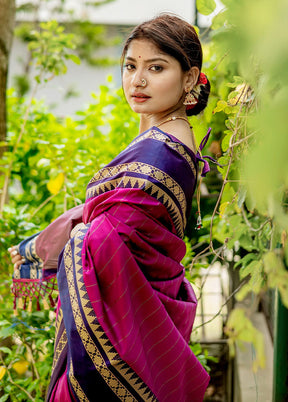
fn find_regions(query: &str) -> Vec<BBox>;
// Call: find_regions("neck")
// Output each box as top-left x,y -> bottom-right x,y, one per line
156,115 -> 190,129
139,109 -> 188,133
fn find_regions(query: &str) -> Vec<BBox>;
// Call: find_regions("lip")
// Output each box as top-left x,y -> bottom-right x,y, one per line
131,92 -> 151,103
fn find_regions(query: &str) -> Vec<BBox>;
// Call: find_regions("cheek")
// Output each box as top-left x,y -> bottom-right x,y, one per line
159,82 -> 184,105
157,74 -> 184,96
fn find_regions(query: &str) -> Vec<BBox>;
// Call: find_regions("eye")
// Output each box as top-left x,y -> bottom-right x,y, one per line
150,65 -> 163,72
124,63 -> 135,71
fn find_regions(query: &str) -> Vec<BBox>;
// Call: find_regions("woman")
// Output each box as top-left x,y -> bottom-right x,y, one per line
9,14 -> 212,401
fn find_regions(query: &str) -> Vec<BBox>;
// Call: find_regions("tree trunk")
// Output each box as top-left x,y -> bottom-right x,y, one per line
0,0 -> 16,159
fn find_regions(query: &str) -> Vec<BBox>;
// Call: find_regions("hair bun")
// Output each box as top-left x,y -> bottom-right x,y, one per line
186,75 -> 210,116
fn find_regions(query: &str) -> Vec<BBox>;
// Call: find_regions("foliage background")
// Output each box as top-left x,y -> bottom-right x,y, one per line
1,0 -> 288,399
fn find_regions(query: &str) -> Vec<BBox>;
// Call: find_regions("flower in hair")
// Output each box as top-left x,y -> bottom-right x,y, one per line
184,72 -> 208,110
198,72 -> 208,85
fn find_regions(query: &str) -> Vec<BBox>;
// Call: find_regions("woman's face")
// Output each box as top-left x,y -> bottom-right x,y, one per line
122,39 -> 188,118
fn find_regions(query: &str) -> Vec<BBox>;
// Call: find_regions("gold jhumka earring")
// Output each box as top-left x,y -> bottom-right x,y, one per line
183,89 -> 197,106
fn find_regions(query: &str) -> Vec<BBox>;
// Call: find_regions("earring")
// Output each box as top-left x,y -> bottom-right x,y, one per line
183,90 -> 197,106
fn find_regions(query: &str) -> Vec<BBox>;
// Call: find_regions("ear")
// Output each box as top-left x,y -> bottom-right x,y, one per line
184,66 -> 200,91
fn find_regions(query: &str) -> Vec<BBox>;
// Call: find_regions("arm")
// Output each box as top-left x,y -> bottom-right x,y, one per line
9,203 -> 84,272
35,203 -> 84,271
9,204 -> 84,311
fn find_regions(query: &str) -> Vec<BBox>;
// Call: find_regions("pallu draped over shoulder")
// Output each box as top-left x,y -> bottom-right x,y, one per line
12,127 -> 211,401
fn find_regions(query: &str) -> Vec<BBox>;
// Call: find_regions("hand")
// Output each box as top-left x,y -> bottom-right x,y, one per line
8,246 -> 25,270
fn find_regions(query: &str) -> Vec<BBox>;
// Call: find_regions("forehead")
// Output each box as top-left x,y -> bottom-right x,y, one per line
125,39 -> 168,59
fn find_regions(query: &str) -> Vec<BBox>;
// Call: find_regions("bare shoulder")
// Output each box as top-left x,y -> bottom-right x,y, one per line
162,123 -> 197,154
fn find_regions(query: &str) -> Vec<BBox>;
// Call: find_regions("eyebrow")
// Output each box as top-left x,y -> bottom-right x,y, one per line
125,56 -> 169,64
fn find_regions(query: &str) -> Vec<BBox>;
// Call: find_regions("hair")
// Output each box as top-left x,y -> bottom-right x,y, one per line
121,14 -> 210,116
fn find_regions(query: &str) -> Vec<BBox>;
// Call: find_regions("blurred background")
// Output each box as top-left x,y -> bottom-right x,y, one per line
0,0 -> 288,401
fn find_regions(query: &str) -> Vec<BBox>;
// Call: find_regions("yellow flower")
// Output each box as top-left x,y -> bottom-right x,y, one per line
12,360 -> 29,375
47,172 -> 65,195
0,366 -> 6,380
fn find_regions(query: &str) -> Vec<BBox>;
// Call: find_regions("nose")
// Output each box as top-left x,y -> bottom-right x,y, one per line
131,68 -> 146,87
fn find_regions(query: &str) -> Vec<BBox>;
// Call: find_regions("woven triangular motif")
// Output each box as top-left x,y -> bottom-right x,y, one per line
122,366 -> 135,378
76,249 -> 82,258
125,178 -> 133,188
132,179 -> 140,188
129,372 -> 140,381
95,326 -> 105,335
143,388 -> 154,396
103,183 -> 112,193
101,335 -> 112,346
112,362 -> 126,373
138,381 -> 149,391
82,300 -> 91,312
103,340 -> 114,351
132,377 -> 146,390
80,285 -> 92,300
88,310 -> 97,319
151,189 -> 159,199
107,346 -> 117,355
145,184 -> 152,194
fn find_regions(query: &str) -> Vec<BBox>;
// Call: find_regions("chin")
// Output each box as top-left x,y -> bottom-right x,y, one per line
130,105 -> 149,114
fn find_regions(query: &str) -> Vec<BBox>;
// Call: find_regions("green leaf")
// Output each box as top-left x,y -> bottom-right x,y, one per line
239,260 -> 262,280
234,252 -> 258,269
237,186 -> 247,208
196,0 -> 217,15
0,320 -> 10,326
225,308 -> 266,371
226,76 -> 244,88
224,104 -> 237,114
238,233 -> 255,251
68,54 -> 81,65
228,90 -> 239,100
220,0 -> 234,6
0,326 -> 15,338
227,224 -> 248,249
0,393 -> 9,401
221,132 -> 231,152
213,100 -> 227,113
264,251 -> 288,308
220,182 -> 235,204
245,192 -> 256,212
0,347 -> 12,355
211,10 -> 228,30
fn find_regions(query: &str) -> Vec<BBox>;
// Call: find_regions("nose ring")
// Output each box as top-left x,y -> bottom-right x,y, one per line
141,78 -> 147,87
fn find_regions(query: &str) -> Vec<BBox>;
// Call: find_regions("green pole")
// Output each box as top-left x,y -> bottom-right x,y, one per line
273,289 -> 288,401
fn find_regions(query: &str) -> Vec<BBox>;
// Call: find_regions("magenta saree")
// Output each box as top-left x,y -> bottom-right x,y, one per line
12,127 -> 211,401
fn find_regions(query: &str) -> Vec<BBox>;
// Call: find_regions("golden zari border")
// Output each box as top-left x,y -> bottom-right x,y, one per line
126,129 -> 197,176
69,359 -> 88,402
64,235 -> 156,401
55,305 -> 63,335
87,161 -> 186,238
86,175 -> 185,238
89,162 -> 185,209
51,308 -> 67,372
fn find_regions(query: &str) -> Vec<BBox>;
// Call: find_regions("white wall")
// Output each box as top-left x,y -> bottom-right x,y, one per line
16,0 -> 195,24
8,28 -> 122,117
